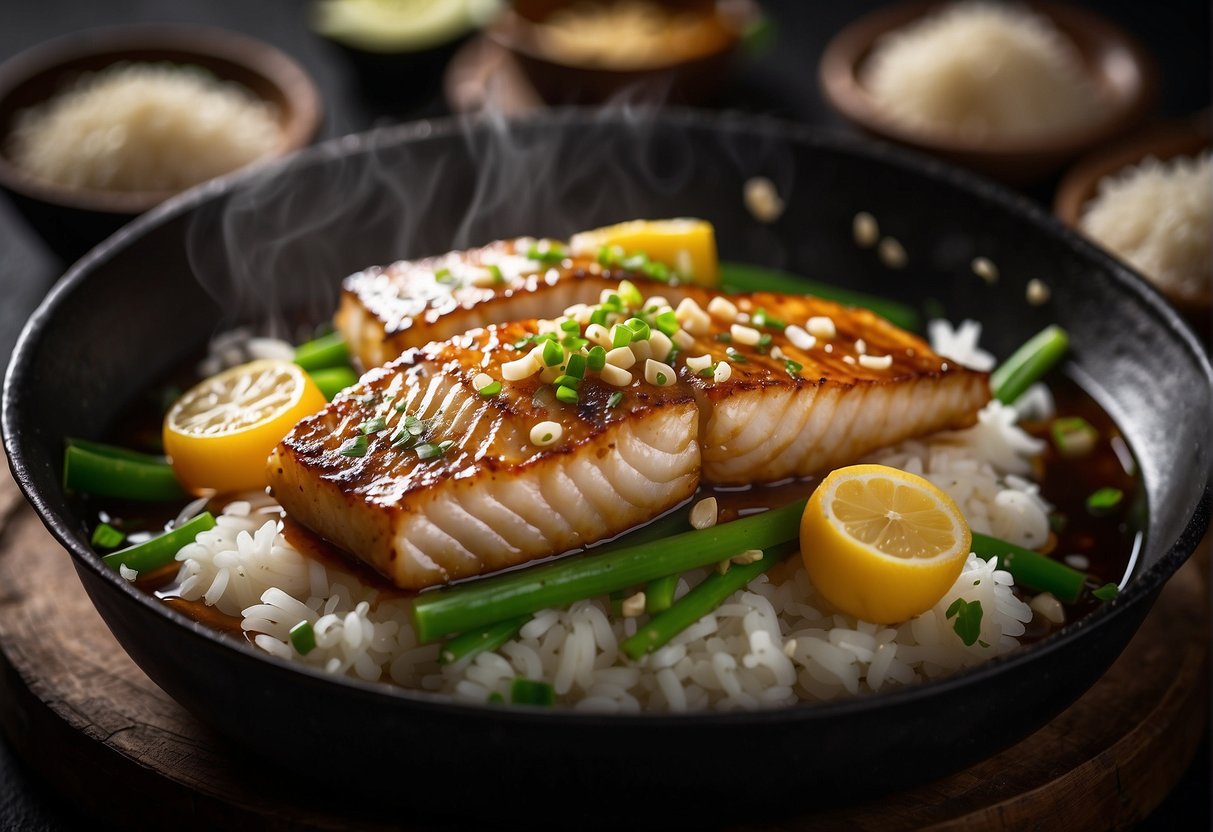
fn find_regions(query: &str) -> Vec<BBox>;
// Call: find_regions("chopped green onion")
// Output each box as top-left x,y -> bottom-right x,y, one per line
1092,583 -> 1121,601
562,336 -> 589,352
289,620 -> 317,655
991,325 -> 1069,404
293,332 -> 349,372
487,264 -> 504,285
604,292 -> 623,310
751,308 -> 786,330
698,364 -> 716,378
945,598 -> 984,646
337,436 -> 368,457
553,375 -> 581,389
654,309 -> 680,336
63,445 -> 187,502
624,317 -> 651,341
1051,417 -> 1099,458
527,243 -> 566,265
971,532 -> 1087,604
1086,487 -> 1123,516
714,332 -> 732,343
726,347 -> 747,363
642,260 -> 671,281
757,333 -> 773,350
620,542 -> 798,659
665,348 -> 680,365
90,523 -> 125,550
587,346 -> 607,372
102,512 -> 215,574
412,500 -> 805,642
359,416 -> 387,435
556,385 -> 579,404
416,440 -> 454,460
510,677 -> 556,706
565,353 -> 587,379
434,267 -> 454,284
718,262 -> 920,331
478,381 -> 502,398
655,371 -> 668,385
622,253 -> 649,272
785,359 -> 803,377
589,308 -> 610,327
488,691 -> 505,704
560,319 -> 580,334
542,339 -> 564,367
440,615 -> 530,665
607,391 -> 624,409
611,326 -> 633,348
310,367 -> 359,401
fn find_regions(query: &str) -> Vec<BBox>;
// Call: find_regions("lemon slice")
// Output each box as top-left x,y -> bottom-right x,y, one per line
163,359 -> 326,494
800,464 -> 971,624
568,218 -> 719,286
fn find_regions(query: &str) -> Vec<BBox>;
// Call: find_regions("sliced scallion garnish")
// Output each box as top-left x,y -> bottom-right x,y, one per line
607,391 -> 624,409
359,416 -> 387,435
542,339 -> 564,367
1051,416 -> 1098,459
90,522 -> 125,550
587,346 -> 606,372
565,353 -> 587,378
338,436 -> 368,458
654,309 -> 680,336
510,677 -> 556,706
289,620 -> 317,655
556,386 -> 579,404
1086,487 -> 1123,516
624,318 -> 651,340
478,381 -> 502,398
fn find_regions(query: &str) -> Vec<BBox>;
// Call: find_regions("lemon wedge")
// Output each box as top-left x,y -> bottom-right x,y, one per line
800,464 -> 971,624
163,359 -> 326,494
568,218 -> 719,286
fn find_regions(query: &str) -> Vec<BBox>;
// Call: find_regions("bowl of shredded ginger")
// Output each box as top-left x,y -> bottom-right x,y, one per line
0,25 -> 321,257
820,1 -> 1157,184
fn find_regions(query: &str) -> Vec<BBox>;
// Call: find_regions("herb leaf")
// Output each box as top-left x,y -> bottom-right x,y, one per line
945,598 -> 984,646
337,435 -> 368,458
1092,582 -> 1121,601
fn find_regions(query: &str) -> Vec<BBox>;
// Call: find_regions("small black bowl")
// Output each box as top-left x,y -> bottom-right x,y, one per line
4,110 -> 1210,823
0,25 -> 322,261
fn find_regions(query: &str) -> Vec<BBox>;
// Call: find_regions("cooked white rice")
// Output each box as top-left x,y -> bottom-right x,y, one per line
1079,151 -> 1212,301
166,319 -> 1046,710
8,62 -> 281,193
861,1 -> 1098,142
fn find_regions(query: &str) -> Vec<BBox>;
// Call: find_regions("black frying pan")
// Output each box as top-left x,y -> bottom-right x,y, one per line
3,110 -> 1210,825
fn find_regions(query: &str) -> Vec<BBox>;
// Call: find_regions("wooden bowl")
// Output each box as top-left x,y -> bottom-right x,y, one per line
0,25 -> 322,260
485,0 -> 758,105
1055,112 -> 1211,328
819,1 -> 1157,185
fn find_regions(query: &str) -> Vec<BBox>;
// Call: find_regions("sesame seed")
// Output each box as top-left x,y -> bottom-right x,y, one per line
785,325 -> 816,351
621,591 -> 647,618
1026,278 -> 1051,305
853,212 -> 879,247
972,256 -> 999,283
707,296 -> 739,322
744,176 -> 785,223
878,237 -> 908,269
730,324 -> 761,346
690,496 -> 718,529
806,316 -> 836,339
859,354 -> 893,370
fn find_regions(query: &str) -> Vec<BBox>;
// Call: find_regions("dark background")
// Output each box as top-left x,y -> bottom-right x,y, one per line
0,1 -> 1208,829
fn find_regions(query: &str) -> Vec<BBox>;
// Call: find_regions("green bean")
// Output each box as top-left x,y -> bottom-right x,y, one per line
294,332 -> 349,372
64,445 -> 187,501
970,532 -> 1087,604
621,542 -> 798,660
102,512 -> 215,574
411,500 -> 806,643
644,574 -> 679,614
718,262 -> 920,331
67,438 -> 167,465
439,615 -> 530,665
991,325 -> 1069,404
309,366 -> 360,401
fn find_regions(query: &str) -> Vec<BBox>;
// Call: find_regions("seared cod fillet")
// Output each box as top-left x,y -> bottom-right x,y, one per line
273,280 -> 988,589
270,321 -> 701,589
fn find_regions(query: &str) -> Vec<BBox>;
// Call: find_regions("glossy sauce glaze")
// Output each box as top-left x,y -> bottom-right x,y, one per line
87,369 -> 1139,648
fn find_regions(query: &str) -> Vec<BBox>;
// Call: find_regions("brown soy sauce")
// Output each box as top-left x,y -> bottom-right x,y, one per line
88,367 -> 1140,649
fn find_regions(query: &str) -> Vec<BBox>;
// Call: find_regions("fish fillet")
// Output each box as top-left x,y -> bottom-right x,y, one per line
273,281 -> 988,588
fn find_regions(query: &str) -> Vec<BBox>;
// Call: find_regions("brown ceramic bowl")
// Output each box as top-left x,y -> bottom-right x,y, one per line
0,25 -> 322,259
1055,112 -> 1211,329
485,0 -> 759,105
820,1 -> 1157,185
